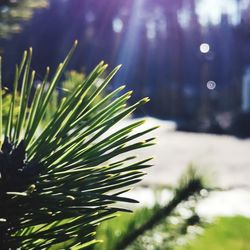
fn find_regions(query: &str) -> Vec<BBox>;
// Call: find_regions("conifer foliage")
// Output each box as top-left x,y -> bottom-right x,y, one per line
0,42 -> 156,249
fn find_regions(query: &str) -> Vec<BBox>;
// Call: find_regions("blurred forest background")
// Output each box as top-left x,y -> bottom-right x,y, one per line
1,0 -> 250,136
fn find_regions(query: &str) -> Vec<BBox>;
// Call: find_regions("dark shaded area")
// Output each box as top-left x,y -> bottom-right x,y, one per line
0,137 -> 40,196
0,137 -> 40,248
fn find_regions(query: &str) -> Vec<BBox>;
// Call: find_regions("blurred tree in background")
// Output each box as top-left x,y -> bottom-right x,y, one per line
0,0 -> 48,38
1,0 -> 250,135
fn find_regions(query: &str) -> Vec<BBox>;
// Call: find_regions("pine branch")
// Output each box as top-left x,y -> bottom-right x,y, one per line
115,170 -> 205,250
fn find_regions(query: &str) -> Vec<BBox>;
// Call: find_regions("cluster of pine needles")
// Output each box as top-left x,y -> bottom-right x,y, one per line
0,41 -> 156,249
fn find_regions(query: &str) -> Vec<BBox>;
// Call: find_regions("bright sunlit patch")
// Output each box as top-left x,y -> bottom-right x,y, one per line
146,20 -> 156,40
200,43 -> 210,53
196,0 -> 239,26
112,18 -> 123,33
206,80 -> 216,90
114,0 -> 144,85
178,9 -> 191,29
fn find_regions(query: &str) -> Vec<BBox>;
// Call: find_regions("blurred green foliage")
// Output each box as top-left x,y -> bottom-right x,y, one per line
95,213 -> 250,250
63,70 -> 105,105
61,70 -> 86,96
0,0 -> 48,39
177,216 -> 250,250
1,88 -> 20,124
94,197 -> 204,250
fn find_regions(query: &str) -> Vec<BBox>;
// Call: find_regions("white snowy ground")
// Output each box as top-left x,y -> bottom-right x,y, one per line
118,117 -> 250,217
